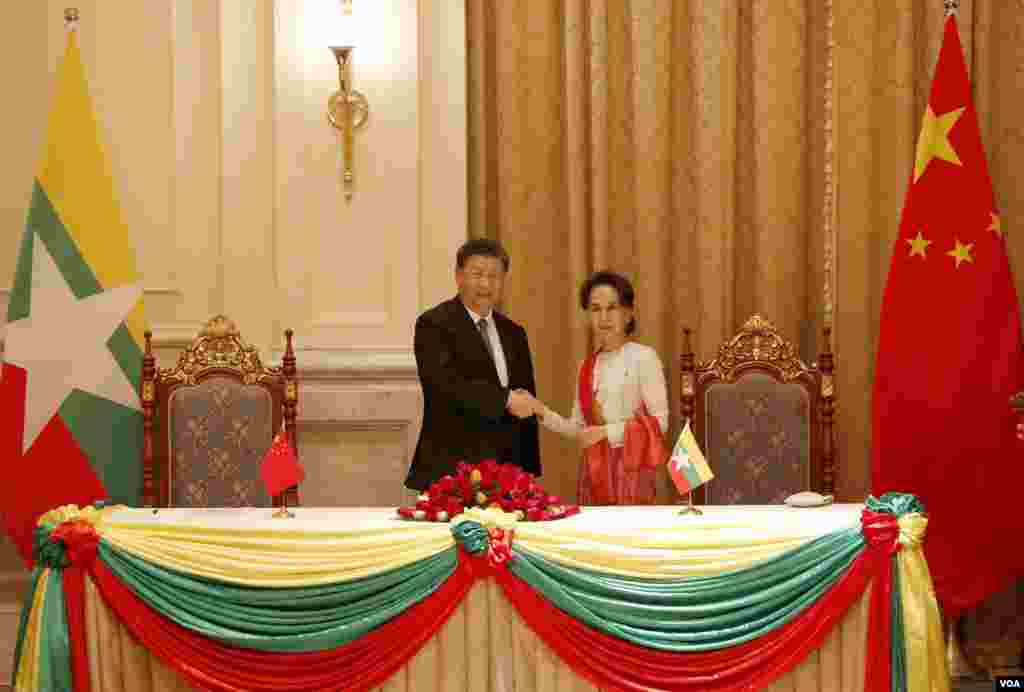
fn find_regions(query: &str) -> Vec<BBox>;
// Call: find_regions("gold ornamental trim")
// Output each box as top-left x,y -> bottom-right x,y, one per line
697,315 -> 811,383
158,315 -> 283,387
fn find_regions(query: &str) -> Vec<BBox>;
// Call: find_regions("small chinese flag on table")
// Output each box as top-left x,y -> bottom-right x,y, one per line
668,420 -> 714,494
260,429 -> 304,497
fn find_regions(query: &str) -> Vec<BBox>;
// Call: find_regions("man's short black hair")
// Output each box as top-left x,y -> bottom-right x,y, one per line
579,270 -> 637,335
456,238 -> 510,272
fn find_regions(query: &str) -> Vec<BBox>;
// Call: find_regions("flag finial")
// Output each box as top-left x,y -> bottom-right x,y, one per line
64,7 -> 79,28
943,0 -> 959,16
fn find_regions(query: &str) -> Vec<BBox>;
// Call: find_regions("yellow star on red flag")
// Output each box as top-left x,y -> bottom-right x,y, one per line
946,238 -> 974,269
988,212 -> 1003,238
913,105 -> 965,182
906,231 -> 932,258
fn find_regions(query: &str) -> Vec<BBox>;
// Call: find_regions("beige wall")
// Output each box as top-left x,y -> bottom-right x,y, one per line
0,1 -> 465,657
1,0 -> 464,347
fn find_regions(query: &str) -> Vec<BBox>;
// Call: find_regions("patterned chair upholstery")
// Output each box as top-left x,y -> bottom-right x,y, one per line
141,315 -> 299,508
680,315 -> 836,504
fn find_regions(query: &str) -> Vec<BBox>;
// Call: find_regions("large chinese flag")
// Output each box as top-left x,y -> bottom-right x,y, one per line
0,28 -> 146,565
872,14 -> 1024,617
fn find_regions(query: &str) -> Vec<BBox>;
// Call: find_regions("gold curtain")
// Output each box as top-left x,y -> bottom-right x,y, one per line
467,0 -> 1024,508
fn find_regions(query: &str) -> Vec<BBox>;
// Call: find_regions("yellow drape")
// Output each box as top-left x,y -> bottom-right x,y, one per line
897,513 -> 950,692
13,569 -> 49,692
100,509 -> 455,586
515,505 -> 858,577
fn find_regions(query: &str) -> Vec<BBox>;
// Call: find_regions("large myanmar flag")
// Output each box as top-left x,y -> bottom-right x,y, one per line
0,29 -> 146,564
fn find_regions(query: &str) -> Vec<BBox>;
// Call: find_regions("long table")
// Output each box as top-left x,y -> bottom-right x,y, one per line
15,503 -> 949,692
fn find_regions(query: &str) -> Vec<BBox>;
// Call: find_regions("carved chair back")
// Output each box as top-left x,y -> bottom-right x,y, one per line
141,315 -> 298,508
680,315 -> 836,504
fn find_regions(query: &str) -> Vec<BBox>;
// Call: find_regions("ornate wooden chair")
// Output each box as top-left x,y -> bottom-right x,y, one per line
141,315 -> 299,508
680,315 -> 836,504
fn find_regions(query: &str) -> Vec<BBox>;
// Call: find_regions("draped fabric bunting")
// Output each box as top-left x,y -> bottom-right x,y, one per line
13,498 -> 948,692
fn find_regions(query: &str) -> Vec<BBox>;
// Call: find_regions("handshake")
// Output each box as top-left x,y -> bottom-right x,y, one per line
506,388 -> 543,419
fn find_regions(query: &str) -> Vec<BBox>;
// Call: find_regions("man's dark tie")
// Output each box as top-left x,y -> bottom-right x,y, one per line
477,318 -> 496,364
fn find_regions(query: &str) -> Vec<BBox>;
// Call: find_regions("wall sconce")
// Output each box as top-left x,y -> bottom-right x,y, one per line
327,1 -> 369,201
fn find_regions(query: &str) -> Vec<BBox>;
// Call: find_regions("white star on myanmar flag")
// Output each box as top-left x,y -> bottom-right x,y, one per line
3,238 -> 142,453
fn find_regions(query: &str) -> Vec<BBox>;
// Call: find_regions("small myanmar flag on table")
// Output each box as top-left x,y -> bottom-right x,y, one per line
668,420 -> 713,494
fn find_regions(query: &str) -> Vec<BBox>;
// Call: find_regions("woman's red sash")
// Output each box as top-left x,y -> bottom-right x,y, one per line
578,350 -> 666,504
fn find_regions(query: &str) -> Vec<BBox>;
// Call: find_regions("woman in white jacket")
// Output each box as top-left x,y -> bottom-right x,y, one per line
533,271 -> 669,505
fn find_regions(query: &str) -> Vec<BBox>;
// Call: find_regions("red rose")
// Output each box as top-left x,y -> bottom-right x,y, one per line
445,497 -> 465,517
497,465 -> 521,491
514,474 -> 533,494
478,459 -> 500,479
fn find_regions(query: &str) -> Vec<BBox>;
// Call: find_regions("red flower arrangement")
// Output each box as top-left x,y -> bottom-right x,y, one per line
397,460 -> 581,522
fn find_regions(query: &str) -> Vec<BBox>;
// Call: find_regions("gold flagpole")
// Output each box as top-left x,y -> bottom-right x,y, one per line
272,420 -> 295,519
678,491 -> 702,516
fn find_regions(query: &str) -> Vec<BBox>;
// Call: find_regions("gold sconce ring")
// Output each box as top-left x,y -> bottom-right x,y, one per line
327,90 -> 370,131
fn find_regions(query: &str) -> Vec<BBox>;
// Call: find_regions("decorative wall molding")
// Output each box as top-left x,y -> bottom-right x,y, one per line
307,312 -> 391,328
0,287 -> 179,297
273,348 -> 418,383
149,322 -> 205,348
296,376 -> 423,507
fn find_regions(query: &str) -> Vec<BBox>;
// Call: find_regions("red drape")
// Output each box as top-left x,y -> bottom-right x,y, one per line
85,556 -> 475,692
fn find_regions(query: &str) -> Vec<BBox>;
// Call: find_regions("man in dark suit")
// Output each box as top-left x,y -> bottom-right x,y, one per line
406,239 -> 540,491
